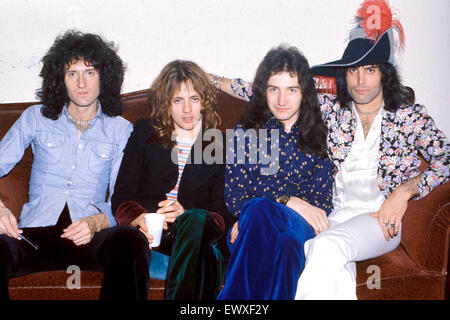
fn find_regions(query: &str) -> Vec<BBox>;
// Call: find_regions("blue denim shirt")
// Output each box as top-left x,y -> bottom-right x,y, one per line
0,104 -> 132,228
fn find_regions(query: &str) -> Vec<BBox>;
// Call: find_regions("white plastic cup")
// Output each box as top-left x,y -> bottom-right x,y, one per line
144,213 -> 165,247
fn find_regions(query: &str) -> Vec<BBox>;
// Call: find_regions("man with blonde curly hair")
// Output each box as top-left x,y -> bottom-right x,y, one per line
112,60 -> 234,300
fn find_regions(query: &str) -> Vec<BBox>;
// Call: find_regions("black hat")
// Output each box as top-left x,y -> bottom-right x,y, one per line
311,0 -> 405,77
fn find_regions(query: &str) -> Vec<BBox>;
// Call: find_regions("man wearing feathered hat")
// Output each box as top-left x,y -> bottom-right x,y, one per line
209,0 -> 449,299
294,0 -> 449,299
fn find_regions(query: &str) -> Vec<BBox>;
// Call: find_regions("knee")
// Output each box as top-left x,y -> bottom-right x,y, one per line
105,226 -> 150,258
306,232 -> 334,254
0,235 -> 18,270
175,209 -> 207,237
178,209 -> 208,226
245,197 -> 274,210
173,209 -> 207,242
305,232 -> 348,261
175,209 -> 224,244
241,197 -> 276,221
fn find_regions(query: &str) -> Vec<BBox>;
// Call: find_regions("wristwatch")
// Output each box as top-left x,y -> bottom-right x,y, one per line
278,195 -> 291,205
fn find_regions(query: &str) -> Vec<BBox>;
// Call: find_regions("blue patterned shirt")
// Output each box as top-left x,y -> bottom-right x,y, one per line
225,117 -> 334,218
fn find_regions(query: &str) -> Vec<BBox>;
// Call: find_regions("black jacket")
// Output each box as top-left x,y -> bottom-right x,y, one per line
111,118 -> 235,233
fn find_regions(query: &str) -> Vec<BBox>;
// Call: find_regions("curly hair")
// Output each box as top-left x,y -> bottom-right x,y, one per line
335,63 -> 413,112
37,30 -> 125,120
149,60 -> 221,148
240,45 -> 328,158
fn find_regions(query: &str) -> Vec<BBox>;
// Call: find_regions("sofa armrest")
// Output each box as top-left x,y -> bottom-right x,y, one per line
423,203 -> 450,273
401,181 -> 450,274
0,176 -> 21,219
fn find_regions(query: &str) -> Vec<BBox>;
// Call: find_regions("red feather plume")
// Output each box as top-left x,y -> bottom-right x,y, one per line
356,0 -> 405,48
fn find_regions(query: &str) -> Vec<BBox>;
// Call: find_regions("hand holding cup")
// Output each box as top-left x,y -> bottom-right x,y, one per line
144,213 -> 165,247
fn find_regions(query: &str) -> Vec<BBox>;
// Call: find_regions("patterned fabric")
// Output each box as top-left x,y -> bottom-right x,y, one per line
319,93 -> 449,198
231,78 -> 253,102
225,117 -> 334,218
166,137 -> 194,201
331,104 -> 386,218
230,78 -> 450,199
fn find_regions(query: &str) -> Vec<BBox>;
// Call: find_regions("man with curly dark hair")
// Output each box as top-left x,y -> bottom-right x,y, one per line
0,30 -> 150,300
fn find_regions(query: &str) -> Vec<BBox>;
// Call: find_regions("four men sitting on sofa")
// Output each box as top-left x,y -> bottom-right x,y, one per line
0,0 -> 449,300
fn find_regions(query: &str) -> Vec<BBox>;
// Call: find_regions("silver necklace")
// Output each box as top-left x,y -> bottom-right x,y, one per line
67,108 -> 97,133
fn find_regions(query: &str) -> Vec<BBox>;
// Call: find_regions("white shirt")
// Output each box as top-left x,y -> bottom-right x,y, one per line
330,103 -> 386,224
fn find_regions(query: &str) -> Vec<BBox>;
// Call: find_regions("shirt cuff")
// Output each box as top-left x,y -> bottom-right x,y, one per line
115,201 -> 148,226
89,202 -> 117,227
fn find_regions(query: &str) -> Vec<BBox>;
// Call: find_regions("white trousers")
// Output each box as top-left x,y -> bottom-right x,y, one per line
295,212 -> 401,300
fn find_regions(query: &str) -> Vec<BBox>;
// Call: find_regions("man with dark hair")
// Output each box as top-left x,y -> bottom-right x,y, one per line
294,0 -> 448,299
217,45 -> 334,300
211,0 -> 449,300
0,30 -> 150,300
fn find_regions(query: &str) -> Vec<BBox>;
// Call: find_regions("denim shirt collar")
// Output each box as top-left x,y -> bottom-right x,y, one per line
62,101 -> 104,125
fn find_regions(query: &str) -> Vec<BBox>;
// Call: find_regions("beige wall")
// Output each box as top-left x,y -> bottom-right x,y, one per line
0,0 -> 448,135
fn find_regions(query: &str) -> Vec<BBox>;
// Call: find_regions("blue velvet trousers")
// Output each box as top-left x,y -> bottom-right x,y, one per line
217,197 -> 315,300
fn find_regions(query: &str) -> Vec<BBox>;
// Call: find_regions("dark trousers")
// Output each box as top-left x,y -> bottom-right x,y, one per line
0,206 -> 150,300
164,209 -> 225,300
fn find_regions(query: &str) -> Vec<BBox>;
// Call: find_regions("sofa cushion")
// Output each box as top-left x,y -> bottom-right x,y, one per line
9,270 -> 166,300
356,244 -> 445,299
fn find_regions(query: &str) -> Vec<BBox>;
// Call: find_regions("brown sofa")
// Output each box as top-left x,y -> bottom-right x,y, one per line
1,89 -> 449,300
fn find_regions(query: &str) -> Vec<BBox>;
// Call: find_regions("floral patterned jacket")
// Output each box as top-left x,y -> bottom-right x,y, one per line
231,78 -> 449,199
